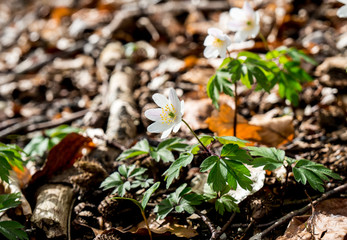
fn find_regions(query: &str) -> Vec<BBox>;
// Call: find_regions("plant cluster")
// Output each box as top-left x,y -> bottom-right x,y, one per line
99,2 -> 344,239
0,143 -> 28,240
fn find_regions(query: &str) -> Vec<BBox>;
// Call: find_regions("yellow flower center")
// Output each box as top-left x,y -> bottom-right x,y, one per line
213,38 -> 224,48
160,104 -> 177,125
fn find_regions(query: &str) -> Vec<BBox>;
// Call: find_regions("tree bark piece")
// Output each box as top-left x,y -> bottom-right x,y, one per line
105,67 -> 139,145
31,184 -> 75,239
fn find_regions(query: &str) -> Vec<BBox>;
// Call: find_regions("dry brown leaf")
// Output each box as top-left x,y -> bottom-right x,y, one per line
276,213 -> 347,240
205,104 -> 294,147
180,68 -> 215,85
277,198 -> 347,240
250,114 -> 294,147
117,215 -> 198,238
182,98 -> 214,131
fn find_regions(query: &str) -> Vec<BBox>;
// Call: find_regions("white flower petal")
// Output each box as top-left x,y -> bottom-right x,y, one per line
217,46 -> 226,58
169,88 -> 181,114
144,108 -> 162,121
204,46 -> 219,58
147,121 -> 171,133
180,100 -> 184,115
243,1 -> 255,17
173,122 -> 182,133
235,31 -> 248,42
204,35 -> 215,46
161,127 -> 173,139
249,24 -> 260,38
337,5 -> 347,18
229,8 -> 246,21
152,93 -> 169,108
207,28 -> 223,37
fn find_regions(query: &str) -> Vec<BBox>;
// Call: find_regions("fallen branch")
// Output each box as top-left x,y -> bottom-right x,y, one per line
210,212 -> 236,240
250,182 -> 347,240
26,109 -> 89,132
0,109 -> 88,139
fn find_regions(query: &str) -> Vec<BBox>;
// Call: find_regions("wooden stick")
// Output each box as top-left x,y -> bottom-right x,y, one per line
31,184 -> 75,239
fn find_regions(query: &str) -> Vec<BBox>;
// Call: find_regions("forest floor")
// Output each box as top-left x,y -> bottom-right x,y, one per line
0,0 -> 346,239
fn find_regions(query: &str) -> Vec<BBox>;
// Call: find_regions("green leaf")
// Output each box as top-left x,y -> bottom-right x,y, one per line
0,144 -> 24,183
247,146 -> 285,171
199,135 -> 215,147
141,182 -> 160,210
0,193 -> 21,213
238,51 -> 262,60
0,221 -> 28,240
207,74 -> 220,109
293,159 -> 341,192
100,172 -> 122,191
200,156 -> 218,172
221,144 -> 251,163
163,153 -> 194,188
252,66 -> 271,91
156,149 -> 175,162
24,125 -> 80,157
155,198 -> 174,219
223,159 -> 252,191
215,136 -> 248,147
45,125 -> 80,138
287,48 -> 317,65
157,138 -> 181,150
117,139 -> 150,160
207,161 -> 228,192
215,194 -> 239,215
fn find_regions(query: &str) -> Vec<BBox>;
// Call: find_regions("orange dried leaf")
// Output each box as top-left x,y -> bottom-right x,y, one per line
205,104 -> 262,142
50,7 -> 73,22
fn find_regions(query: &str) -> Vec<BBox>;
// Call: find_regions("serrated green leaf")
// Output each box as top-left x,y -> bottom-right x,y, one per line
155,198 -> 174,219
207,74 -> 220,109
117,139 -> 150,161
252,66 -> 271,91
100,172 -> 122,191
223,159 -> 252,191
199,135 -> 215,147
141,182 -> 160,210
157,138 -> 181,150
0,144 -> 24,183
292,159 -> 341,192
163,153 -> 194,188
221,144 -> 251,163
207,161 -> 228,192
266,50 -> 280,59
215,136 -> 248,147
0,221 -> 28,240
247,147 -> 285,170
238,51 -> 261,60
215,194 -> 239,215
200,156 -> 218,172
0,193 -> 21,213
287,48 -> 317,65
157,148 -> 175,162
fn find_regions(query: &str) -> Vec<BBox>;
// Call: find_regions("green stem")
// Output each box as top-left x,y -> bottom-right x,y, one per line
140,208 -> 153,240
182,119 -> 210,155
259,32 -> 269,51
233,81 -> 237,137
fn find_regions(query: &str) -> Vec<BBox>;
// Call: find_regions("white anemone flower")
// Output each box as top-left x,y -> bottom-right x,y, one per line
145,88 -> 184,139
228,1 -> 260,42
203,28 -> 232,58
337,0 -> 347,18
